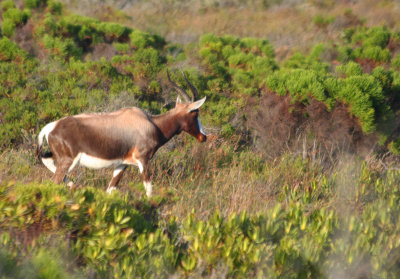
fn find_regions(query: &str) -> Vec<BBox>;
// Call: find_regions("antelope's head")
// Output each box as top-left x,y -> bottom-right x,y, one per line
167,70 -> 207,142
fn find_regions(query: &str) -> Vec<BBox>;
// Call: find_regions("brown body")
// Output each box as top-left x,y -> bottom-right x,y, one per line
38,71 -> 206,196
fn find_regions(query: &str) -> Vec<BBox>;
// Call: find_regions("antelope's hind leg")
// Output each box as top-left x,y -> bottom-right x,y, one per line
51,154 -> 80,187
107,165 -> 127,193
52,158 -> 74,184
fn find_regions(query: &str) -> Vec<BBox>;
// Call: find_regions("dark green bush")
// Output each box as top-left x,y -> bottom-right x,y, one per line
336,61 -> 363,77
265,68 -> 334,108
284,44 -> 330,73
3,8 -> 30,25
352,26 -> 391,48
340,26 -> 395,64
1,7 -> 30,37
1,20 -> 17,37
24,0 -> 47,9
97,22 -> 131,41
312,14 -> 335,28
199,33 -> 277,94
0,37 -> 28,61
41,35 -> 82,60
1,0 -> 15,11
393,53 -> 400,70
355,46 -> 391,62
48,0 -> 63,15
129,29 -> 166,49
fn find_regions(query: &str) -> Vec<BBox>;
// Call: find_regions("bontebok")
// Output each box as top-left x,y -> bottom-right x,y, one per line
37,70 -> 207,196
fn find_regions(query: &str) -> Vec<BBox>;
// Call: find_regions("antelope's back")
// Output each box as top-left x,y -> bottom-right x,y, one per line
49,108 -> 158,160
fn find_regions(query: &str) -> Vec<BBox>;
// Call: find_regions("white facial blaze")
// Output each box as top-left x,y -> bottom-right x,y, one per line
197,118 -> 206,136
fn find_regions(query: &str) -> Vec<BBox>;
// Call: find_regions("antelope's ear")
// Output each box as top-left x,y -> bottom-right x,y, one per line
176,96 -> 182,105
188,96 -> 206,112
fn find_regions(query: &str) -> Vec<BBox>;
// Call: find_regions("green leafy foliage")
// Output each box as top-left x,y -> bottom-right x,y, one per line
2,2 -> 400,277
339,26 -> 395,64
312,14 -> 335,28
200,33 -> 278,94
1,166 -> 400,278
1,7 -> 30,37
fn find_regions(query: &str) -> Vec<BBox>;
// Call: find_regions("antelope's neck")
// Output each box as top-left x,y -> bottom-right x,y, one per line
151,110 -> 182,144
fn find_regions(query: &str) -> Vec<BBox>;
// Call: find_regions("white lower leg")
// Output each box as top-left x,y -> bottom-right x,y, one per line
144,181 -> 153,197
106,186 -> 117,194
63,176 -> 74,189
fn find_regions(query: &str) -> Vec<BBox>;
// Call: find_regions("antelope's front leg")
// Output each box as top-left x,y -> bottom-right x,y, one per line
140,161 -> 153,197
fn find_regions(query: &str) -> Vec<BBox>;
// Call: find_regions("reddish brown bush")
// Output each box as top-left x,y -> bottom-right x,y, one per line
247,93 -> 377,163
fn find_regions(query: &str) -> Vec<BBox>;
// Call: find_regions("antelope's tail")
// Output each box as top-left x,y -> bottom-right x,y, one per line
37,121 -> 57,159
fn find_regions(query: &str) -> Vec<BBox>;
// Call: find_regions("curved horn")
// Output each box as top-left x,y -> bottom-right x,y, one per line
167,69 -> 191,103
182,71 -> 199,101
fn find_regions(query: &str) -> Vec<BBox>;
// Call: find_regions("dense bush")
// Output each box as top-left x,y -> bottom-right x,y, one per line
200,33 -> 277,95
2,1 -> 400,277
0,0 -> 170,148
1,166 -> 400,278
339,26 -> 397,65
1,7 -> 30,37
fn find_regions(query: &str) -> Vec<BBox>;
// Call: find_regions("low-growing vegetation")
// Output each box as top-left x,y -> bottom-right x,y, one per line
1,0 -> 400,277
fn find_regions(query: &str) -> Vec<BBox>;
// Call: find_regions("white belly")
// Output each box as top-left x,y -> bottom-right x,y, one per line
79,153 -> 122,169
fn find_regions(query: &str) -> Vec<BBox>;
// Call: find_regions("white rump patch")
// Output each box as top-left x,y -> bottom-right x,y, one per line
38,121 -> 58,147
197,118 -> 207,136
41,157 -> 56,173
144,181 -> 153,197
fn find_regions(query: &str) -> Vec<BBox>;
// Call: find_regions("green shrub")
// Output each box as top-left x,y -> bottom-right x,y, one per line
48,0 -> 63,15
3,8 -> 30,25
1,20 -> 16,38
284,44 -> 329,73
266,68 -> 334,108
41,34 -> 82,60
393,53 -> 400,70
352,26 -> 391,48
337,46 -> 355,63
336,61 -> 363,77
312,14 -> 335,28
113,42 -> 130,53
335,75 -> 386,133
356,46 -> 391,62
341,26 -> 394,64
129,29 -> 166,49
1,0 -> 15,11
1,7 -> 31,37
24,0 -> 47,9
199,33 -> 277,93
42,13 -> 58,35
371,66 -> 393,92
97,22 -> 131,40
